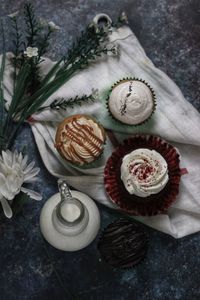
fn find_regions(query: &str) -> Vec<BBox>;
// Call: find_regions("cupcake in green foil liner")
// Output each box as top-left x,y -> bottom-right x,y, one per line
106,78 -> 156,126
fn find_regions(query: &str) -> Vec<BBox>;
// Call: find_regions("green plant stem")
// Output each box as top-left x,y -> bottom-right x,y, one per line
24,2 -> 39,47
14,58 -> 63,114
14,62 -> 79,118
6,116 -> 25,149
11,17 -> 21,90
37,27 -> 52,60
0,21 -> 6,145
24,67 -> 76,116
38,94 -> 95,112
3,62 -> 31,143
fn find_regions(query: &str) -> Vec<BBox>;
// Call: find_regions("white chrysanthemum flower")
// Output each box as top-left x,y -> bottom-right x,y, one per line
24,47 -> 38,58
0,150 -> 42,219
8,11 -> 19,18
48,21 -> 61,31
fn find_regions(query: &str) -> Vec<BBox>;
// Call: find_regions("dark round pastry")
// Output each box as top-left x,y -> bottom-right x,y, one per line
97,219 -> 148,269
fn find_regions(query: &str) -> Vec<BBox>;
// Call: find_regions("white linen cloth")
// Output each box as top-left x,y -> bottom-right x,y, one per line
2,21 -> 200,238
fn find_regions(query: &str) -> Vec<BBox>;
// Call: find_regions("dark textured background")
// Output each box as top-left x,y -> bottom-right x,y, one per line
0,1 -> 200,299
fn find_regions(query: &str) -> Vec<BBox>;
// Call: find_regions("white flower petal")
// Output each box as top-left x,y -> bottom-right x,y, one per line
21,187 -> 42,201
6,172 -> 23,195
2,150 -> 12,167
24,46 -> 38,58
24,167 -> 40,182
0,197 -> 13,218
18,152 -> 23,165
48,21 -> 61,31
24,177 -> 39,183
12,150 -> 18,166
23,161 -> 35,174
8,11 -> 19,18
21,155 -> 28,169
0,173 -> 15,200
0,161 -> 10,176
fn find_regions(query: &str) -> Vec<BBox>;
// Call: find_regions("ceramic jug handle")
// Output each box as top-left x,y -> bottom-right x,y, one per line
58,179 -> 72,202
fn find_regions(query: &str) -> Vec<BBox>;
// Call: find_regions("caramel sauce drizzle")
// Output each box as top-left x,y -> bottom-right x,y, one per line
67,143 -> 87,163
61,118 -> 104,161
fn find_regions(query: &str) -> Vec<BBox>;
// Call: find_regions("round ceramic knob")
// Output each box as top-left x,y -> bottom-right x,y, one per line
93,13 -> 112,28
40,180 -> 100,251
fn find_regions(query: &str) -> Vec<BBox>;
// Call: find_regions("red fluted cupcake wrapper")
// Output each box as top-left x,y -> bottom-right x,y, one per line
104,135 -> 181,216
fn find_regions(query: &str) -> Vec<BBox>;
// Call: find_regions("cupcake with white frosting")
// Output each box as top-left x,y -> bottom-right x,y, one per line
55,114 -> 106,166
107,78 -> 156,125
104,135 -> 181,216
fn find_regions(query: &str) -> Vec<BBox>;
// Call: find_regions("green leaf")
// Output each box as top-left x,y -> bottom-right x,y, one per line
20,67 -> 75,118
11,63 -> 31,110
14,58 -> 63,114
3,62 -> 32,147
39,58 -> 63,87
0,20 -> 6,140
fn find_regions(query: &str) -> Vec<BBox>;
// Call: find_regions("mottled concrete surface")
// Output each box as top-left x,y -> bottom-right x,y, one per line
0,0 -> 200,299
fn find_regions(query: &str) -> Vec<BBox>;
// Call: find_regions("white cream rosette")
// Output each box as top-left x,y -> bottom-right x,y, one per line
121,148 -> 169,197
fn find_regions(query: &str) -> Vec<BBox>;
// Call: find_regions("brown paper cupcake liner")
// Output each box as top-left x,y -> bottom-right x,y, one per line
104,134 -> 181,216
106,77 -> 156,127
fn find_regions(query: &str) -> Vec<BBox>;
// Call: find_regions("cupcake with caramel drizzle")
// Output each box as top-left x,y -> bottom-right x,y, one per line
55,114 -> 106,165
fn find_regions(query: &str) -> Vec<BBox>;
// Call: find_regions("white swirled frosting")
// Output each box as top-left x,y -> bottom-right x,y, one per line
108,80 -> 154,125
56,116 -> 105,165
121,148 -> 169,197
